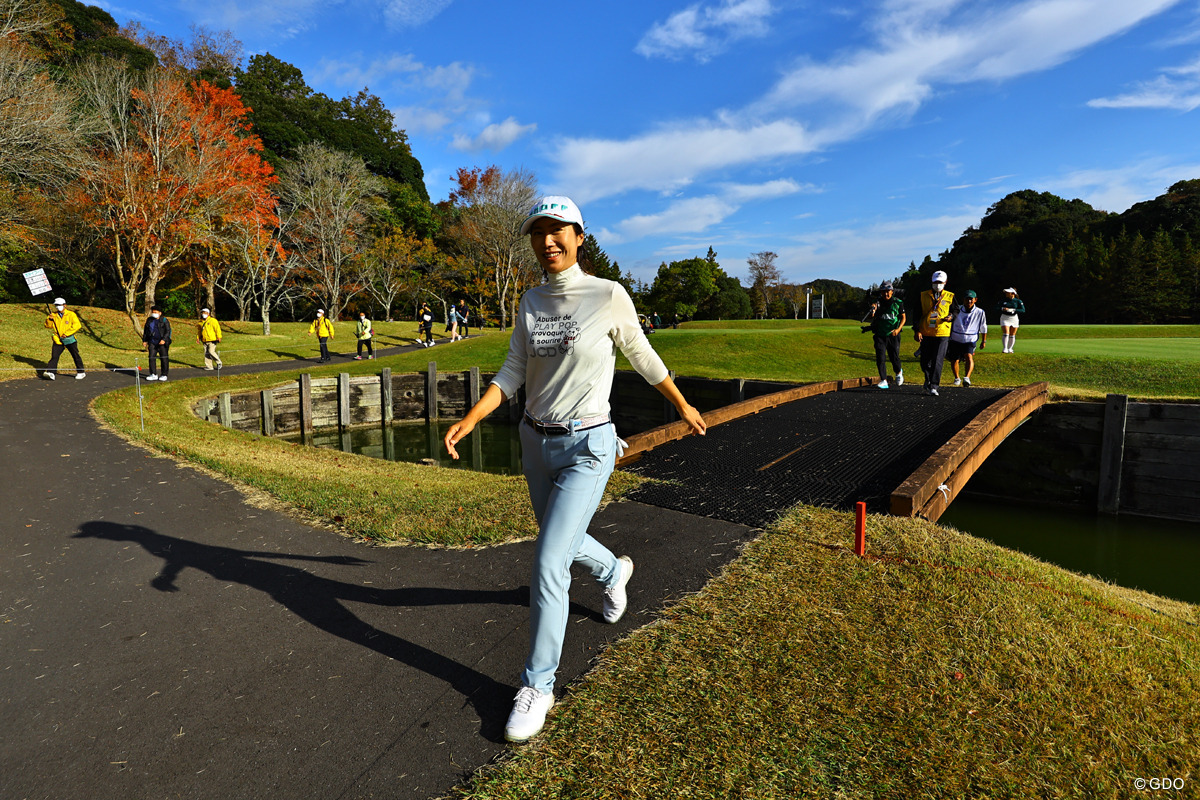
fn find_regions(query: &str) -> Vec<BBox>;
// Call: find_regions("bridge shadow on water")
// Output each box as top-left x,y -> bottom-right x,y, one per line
74,520 -> 538,741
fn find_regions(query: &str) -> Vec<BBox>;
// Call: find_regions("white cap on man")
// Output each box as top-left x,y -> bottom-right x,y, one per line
53,297 -> 65,306
932,270 -> 948,284
519,196 -> 584,236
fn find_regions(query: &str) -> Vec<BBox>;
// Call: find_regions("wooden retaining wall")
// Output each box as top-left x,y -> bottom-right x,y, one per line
962,395 -> 1200,524
195,362 -> 785,439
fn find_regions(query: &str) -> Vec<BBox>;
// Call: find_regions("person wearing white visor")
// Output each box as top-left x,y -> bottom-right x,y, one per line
914,270 -> 956,396
443,195 -> 707,744
997,287 -> 1025,353
42,297 -> 86,380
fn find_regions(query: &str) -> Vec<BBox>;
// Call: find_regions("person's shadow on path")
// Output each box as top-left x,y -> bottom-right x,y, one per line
75,520 -> 531,741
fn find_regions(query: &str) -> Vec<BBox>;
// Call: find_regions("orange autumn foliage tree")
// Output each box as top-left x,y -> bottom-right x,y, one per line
76,67 -> 277,326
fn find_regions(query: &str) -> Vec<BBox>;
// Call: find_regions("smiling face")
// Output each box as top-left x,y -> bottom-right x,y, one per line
529,217 -> 584,274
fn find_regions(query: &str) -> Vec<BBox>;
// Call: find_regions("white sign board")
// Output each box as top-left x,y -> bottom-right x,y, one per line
23,269 -> 52,297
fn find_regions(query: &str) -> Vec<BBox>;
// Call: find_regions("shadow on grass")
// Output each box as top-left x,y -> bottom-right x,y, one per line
75,520 -> 531,741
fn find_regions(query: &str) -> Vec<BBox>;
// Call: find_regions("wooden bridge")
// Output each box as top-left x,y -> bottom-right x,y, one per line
617,377 -> 1049,527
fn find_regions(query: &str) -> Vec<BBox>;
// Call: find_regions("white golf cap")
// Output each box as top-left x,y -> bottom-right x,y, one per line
1004,287 -> 1017,293
201,307 -> 210,313
519,196 -> 584,236
53,297 -> 65,305
316,309 -> 324,315
932,271 -> 948,283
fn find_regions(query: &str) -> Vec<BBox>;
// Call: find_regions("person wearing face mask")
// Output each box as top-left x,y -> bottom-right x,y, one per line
309,309 -> 334,362
355,311 -> 374,359
42,297 -> 86,380
197,308 -> 223,370
997,288 -> 1025,353
443,195 -> 707,744
914,270 -> 956,396
142,306 -> 173,381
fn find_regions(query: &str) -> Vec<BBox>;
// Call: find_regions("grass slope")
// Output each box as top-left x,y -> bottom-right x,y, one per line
454,507 -> 1200,799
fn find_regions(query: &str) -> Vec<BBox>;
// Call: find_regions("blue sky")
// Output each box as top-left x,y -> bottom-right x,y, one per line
98,0 -> 1200,289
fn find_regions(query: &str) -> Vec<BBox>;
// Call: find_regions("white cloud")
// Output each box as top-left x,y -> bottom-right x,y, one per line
774,210 -> 985,285
1043,159 -> 1200,213
383,0 -> 455,27
598,179 -> 809,244
636,0 -> 775,62
1088,56 -> 1200,111
180,0 -> 332,38
755,0 -> 1182,130
391,106 -> 453,134
451,117 -> 537,152
552,120 -> 818,204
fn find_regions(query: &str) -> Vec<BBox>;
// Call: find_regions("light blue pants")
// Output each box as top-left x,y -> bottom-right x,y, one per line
519,421 -> 621,693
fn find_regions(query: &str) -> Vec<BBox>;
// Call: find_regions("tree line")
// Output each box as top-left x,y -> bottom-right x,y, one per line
0,0 -> 586,333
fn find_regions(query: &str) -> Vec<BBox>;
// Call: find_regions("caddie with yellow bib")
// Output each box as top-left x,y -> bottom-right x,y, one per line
914,270 -> 956,396
41,297 -> 86,380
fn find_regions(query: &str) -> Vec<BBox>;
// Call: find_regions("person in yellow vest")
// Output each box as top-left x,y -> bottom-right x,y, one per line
913,270 -> 956,396
42,297 -> 85,380
309,309 -> 335,362
197,308 -> 223,370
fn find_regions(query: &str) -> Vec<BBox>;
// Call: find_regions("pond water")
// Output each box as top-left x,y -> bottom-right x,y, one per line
941,496 -> 1200,604
287,420 -> 523,475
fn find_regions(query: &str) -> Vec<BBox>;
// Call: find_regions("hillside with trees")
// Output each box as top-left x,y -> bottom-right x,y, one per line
896,184 -> 1200,324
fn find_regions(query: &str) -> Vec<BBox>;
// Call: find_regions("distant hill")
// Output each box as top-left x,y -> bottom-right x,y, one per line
897,182 -> 1200,324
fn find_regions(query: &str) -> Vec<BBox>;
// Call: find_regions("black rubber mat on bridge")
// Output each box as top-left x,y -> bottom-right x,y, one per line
624,384 -> 1008,528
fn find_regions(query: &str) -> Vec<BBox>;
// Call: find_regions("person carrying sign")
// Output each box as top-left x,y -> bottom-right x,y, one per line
309,310 -> 335,362
914,270 -> 956,396
42,298 -> 86,380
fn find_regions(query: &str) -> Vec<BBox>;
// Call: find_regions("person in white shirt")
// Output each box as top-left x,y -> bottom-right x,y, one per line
948,290 -> 987,387
443,195 -> 706,743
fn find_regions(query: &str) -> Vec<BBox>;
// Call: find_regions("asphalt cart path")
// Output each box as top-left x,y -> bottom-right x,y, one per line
1,352 -> 755,800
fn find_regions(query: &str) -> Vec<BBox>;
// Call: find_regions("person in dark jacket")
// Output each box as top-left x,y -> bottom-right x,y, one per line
142,306 -> 173,381
863,281 -> 906,389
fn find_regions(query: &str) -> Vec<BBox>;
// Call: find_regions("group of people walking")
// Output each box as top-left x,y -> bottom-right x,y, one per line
864,274 -> 1025,395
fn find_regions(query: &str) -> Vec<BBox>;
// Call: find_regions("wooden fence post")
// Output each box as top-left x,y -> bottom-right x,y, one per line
299,373 -> 313,435
664,370 -> 677,423
469,366 -> 481,407
218,392 -> 232,429
380,368 -> 393,425
1097,393 -> 1129,515
260,388 -> 274,436
338,373 -> 350,431
426,361 -> 438,421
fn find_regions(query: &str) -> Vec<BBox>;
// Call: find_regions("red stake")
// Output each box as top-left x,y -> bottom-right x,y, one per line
854,502 -> 866,557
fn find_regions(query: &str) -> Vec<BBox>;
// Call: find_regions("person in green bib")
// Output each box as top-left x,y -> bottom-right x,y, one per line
355,311 -> 374,360
864,281 -> 906,389
914,270 -> 956,396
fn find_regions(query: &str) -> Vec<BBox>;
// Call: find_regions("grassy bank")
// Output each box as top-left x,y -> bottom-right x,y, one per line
453,506 -> 1200,799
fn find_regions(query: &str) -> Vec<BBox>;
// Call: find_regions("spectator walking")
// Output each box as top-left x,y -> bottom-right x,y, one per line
41,297 -> 85,380
355,311 -> 374,360
142,306 -> 173,381
948,290 -> 987,387
418,302 -> 435,347
652,311 -> 662,329
197,308 -> 223,370
447,304 -> 465,342
997,288 -> 1025,353
443,194 -> 706,744
458,299 -> 470,337
864,281 -> 905,389
914,270 -> 956,396
309,310 -> 334,362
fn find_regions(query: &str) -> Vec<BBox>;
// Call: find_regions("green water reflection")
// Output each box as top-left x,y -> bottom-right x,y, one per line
941,496 -> 1200,604
289,421 -> 523,475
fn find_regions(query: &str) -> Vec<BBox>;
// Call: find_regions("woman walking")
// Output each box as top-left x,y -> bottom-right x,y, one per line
997,287 -> 1025,353
443,195 -> 706,743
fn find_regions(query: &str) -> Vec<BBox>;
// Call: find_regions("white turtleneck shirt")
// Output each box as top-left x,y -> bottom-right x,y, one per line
490,263 -> 669,422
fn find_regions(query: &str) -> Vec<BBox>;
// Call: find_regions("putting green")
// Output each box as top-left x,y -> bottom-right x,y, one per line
1004,337 -> 1200,361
